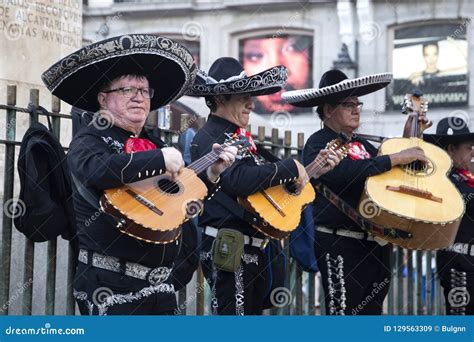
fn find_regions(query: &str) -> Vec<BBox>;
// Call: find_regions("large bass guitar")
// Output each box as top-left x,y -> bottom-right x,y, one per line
359,93 -> 464,250
239,135 -> 349,239
100,135 -> 250,244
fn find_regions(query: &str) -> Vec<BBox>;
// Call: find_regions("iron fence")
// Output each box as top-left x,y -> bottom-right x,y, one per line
0,87 -> 445,315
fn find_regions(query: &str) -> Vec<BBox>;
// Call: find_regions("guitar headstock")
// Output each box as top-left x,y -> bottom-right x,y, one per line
223,134 -> 252,151
326,133 -> 350,158
402,92 -> 428,117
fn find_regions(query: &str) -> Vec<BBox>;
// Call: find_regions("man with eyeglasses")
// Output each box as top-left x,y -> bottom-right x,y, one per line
42,35 -> 237,315
186,58 -> 341,315
282,69 -> 431,315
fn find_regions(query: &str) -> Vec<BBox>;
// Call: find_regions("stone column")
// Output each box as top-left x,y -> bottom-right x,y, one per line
0,0 -> 82,113
0,0 -> 82,315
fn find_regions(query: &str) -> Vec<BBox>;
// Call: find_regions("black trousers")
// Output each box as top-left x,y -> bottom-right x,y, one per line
437,250 -> 474,315
73,262 -> 177,315
200,234 -> 272,315
315,231 -> 391,315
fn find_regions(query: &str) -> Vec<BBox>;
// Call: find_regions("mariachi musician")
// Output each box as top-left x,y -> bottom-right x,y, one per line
42,34 -> 237,315
282,69 -> 431,315
188,57 -> 341,315
424,117 -> 474,315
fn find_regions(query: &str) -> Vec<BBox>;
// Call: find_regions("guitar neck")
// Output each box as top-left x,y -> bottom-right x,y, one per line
403,93 -> 427,138
304,157 -> 326,179
187,137 -> 250,175
188,150 -> 221,175
409,113 -> 422,138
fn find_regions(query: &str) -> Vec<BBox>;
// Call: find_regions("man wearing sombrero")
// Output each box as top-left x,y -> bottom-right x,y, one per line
424,117 -> 474,315
42,34 -> 237,315
283,69 -> 430,315
187,57 -> 341,315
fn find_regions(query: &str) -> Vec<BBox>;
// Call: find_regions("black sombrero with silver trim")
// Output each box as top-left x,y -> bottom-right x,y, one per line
424,117 -> 474,148
186,57 -> 287,97
281,69 -> 393,108
42,34 -> 197,112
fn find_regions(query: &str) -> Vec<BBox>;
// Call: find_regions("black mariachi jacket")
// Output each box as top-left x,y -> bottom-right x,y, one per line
303,126 -> 392,232
190,114 -> 299,236
67,124 -> 178,268
437,170 -> 474,270
449,170 -> 474,245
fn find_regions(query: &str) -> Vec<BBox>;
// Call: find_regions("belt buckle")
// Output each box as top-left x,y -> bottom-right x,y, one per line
147,267 -> 170,285
259,238 -> 269,250
373,236 -> 388,246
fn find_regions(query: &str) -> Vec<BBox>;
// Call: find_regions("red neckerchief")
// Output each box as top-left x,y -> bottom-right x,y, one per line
235,128 -> 257,153
456,168 -> 474,188
347,141 -> 371,160
124,137 -> 157,153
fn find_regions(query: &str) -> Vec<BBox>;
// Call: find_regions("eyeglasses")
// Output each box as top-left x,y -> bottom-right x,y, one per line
338,102 -> 363,111
102,86 -> 155,99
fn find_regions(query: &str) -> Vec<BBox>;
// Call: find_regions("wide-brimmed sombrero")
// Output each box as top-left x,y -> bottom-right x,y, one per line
42,34 -> 197,112
281,69 -> 392,108
424,117 -> 474,148
186,57 -> 287,97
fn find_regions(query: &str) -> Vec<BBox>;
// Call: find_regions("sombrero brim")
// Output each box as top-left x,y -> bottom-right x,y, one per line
423,133 -> 474,147
42,34 -> 196,112
186,65 -> 287,97
281,73 -> 393,107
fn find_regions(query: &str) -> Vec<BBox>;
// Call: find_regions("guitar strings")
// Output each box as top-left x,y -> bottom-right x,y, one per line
304,143 -> 341,179
128,145 -> 225,200
125,140 -> 239,208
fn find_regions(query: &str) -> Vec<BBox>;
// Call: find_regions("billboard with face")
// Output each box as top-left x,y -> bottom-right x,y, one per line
389,23 -> 468,110
239,34 -> 313,115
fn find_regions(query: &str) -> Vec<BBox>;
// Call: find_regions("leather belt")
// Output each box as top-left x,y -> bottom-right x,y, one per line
78,249 -> 172,285
444,242 -> 474,256
316,225 -> 375,241
204,226 -> 269,249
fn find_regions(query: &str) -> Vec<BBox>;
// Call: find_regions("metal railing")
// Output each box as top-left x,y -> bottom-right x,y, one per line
0,87 -> 445,315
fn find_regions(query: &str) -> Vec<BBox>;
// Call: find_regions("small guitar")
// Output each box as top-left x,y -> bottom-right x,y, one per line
100,135 -> 250,244
239,135 -> 349,239
359,93 -> 465,250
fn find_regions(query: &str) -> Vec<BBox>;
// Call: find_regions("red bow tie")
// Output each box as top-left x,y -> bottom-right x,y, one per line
124,137 -> 157,153
456,168 -> 474,188
347,141 -> 371,160
235,128 -> 257,153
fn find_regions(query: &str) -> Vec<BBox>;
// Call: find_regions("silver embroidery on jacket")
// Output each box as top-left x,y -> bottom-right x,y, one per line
326,253 -> 347,315
242,253 -> 258,266
101,136 -> 124,154
74,284 -> 175,316
235,263 -> 245,315
202,248 -> 256,315
210,265 -> 218,315
448,268 -> 469,315
200,251 -> 212,261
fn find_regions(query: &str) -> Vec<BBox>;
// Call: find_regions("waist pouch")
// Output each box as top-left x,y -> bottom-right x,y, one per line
212,228 -> 244,273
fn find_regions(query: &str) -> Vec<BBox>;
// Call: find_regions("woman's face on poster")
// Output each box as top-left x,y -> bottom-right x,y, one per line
423,44 -> 439,70
241,36 -> 311,113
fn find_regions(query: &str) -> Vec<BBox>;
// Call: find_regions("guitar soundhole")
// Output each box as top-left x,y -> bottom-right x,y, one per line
403,158 -> 435,176
284,181 -> 299,195
156,178 -> 182,195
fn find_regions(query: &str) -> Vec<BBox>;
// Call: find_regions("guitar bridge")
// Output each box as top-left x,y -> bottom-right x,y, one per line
386,185 -> 442,203
125,189 -> 164,215
260,190 -> 286,217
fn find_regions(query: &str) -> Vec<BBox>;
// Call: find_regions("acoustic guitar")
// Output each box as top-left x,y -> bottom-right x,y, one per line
99,135 -> 250,244
239,135 -> 349,239
359,93 -> 465,250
